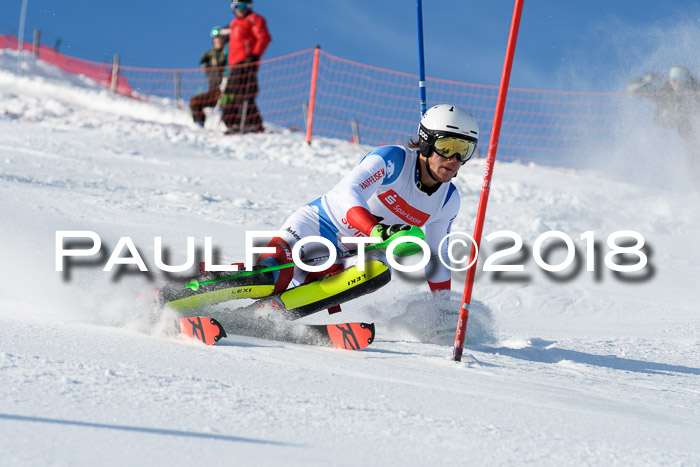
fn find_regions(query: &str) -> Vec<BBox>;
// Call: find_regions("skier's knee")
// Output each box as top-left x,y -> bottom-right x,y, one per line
256,237 -> 294,293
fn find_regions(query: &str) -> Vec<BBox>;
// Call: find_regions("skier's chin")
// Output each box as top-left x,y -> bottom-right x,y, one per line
436,167 -> 457,181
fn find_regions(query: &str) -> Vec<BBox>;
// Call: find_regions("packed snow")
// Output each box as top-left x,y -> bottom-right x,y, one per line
1,50 -> 699,466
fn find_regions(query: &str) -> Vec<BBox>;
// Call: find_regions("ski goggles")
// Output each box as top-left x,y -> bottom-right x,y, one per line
670,75 -> 687,84
433,135 -> 478,163
231,2 -> 252,11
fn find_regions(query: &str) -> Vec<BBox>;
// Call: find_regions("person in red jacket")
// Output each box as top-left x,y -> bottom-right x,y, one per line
221,0 -> 271,134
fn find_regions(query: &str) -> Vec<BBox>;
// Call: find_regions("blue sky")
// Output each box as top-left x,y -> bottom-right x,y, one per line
2,1 -> 700,91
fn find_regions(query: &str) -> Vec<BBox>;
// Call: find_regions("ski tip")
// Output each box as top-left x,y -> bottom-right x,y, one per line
179,316 -> 227,346
326,322 -> 375,350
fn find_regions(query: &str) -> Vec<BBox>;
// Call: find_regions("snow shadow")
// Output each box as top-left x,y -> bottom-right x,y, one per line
0,413 -> 295,446
480,338 -> 700,376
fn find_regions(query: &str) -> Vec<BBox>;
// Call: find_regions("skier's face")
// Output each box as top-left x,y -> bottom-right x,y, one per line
669,72 -> 688,92
427,150 -> 461,182
234,8 -> 250,18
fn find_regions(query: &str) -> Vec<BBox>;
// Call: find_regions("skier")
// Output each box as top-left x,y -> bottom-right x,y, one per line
627,65 -> 700,180
163,103 -> 479,347
251,104 -> 479,317
219,0 -> 271,134
189,27 -> 228,127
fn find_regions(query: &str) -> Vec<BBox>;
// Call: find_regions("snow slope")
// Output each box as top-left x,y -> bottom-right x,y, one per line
1,50 -> 699,466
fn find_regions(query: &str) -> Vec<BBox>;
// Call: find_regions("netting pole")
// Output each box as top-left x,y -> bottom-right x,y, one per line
351,119 -> 360,145
32,28 -> 40,58
305,46 -> 321,145
174,71 -> 181,109
416,0 -> 427,116
452,0 -> 524,362
110,53 -> 120,93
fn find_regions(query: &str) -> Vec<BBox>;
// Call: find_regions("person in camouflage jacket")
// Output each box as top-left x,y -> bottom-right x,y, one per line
189,32 -> 228,127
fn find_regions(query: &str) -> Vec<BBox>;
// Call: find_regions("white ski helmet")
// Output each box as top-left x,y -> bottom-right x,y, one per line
418,104 -> 479,164
669,65 -> 691,83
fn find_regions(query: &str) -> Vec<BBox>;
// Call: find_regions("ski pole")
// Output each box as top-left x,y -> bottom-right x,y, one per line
416,0 -> 427,116
208,74 -> 229,131
184,226 -> 424,291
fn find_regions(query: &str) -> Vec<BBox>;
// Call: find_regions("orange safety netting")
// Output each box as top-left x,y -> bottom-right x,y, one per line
1,34 -> 133,95
1,34 -> 641,169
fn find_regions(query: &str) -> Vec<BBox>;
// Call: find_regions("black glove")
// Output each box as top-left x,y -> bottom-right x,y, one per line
244,54 -> 259,64
370,223 -> 412,241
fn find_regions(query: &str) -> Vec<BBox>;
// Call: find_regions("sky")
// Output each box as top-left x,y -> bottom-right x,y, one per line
2,1 -> 700,91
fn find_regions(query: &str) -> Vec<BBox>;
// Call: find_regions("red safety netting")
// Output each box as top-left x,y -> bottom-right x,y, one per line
1,34 -> 658,170
308,51 -> 630,168
0,34 -> 133,95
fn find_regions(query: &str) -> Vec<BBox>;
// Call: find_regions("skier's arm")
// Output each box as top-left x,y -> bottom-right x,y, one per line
199,50 -> 212,68
250,15 -> 271,58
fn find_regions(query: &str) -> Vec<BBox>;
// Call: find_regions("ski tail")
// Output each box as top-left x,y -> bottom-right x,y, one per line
324,322 -> 375,350
179,316 -> 227,345
223,320 -> 375,350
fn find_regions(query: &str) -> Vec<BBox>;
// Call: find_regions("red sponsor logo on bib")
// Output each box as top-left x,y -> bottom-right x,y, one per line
377,190 -> 430,226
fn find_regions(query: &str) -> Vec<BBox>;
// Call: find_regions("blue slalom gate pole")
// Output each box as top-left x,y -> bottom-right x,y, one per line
416,0 -> 427,116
